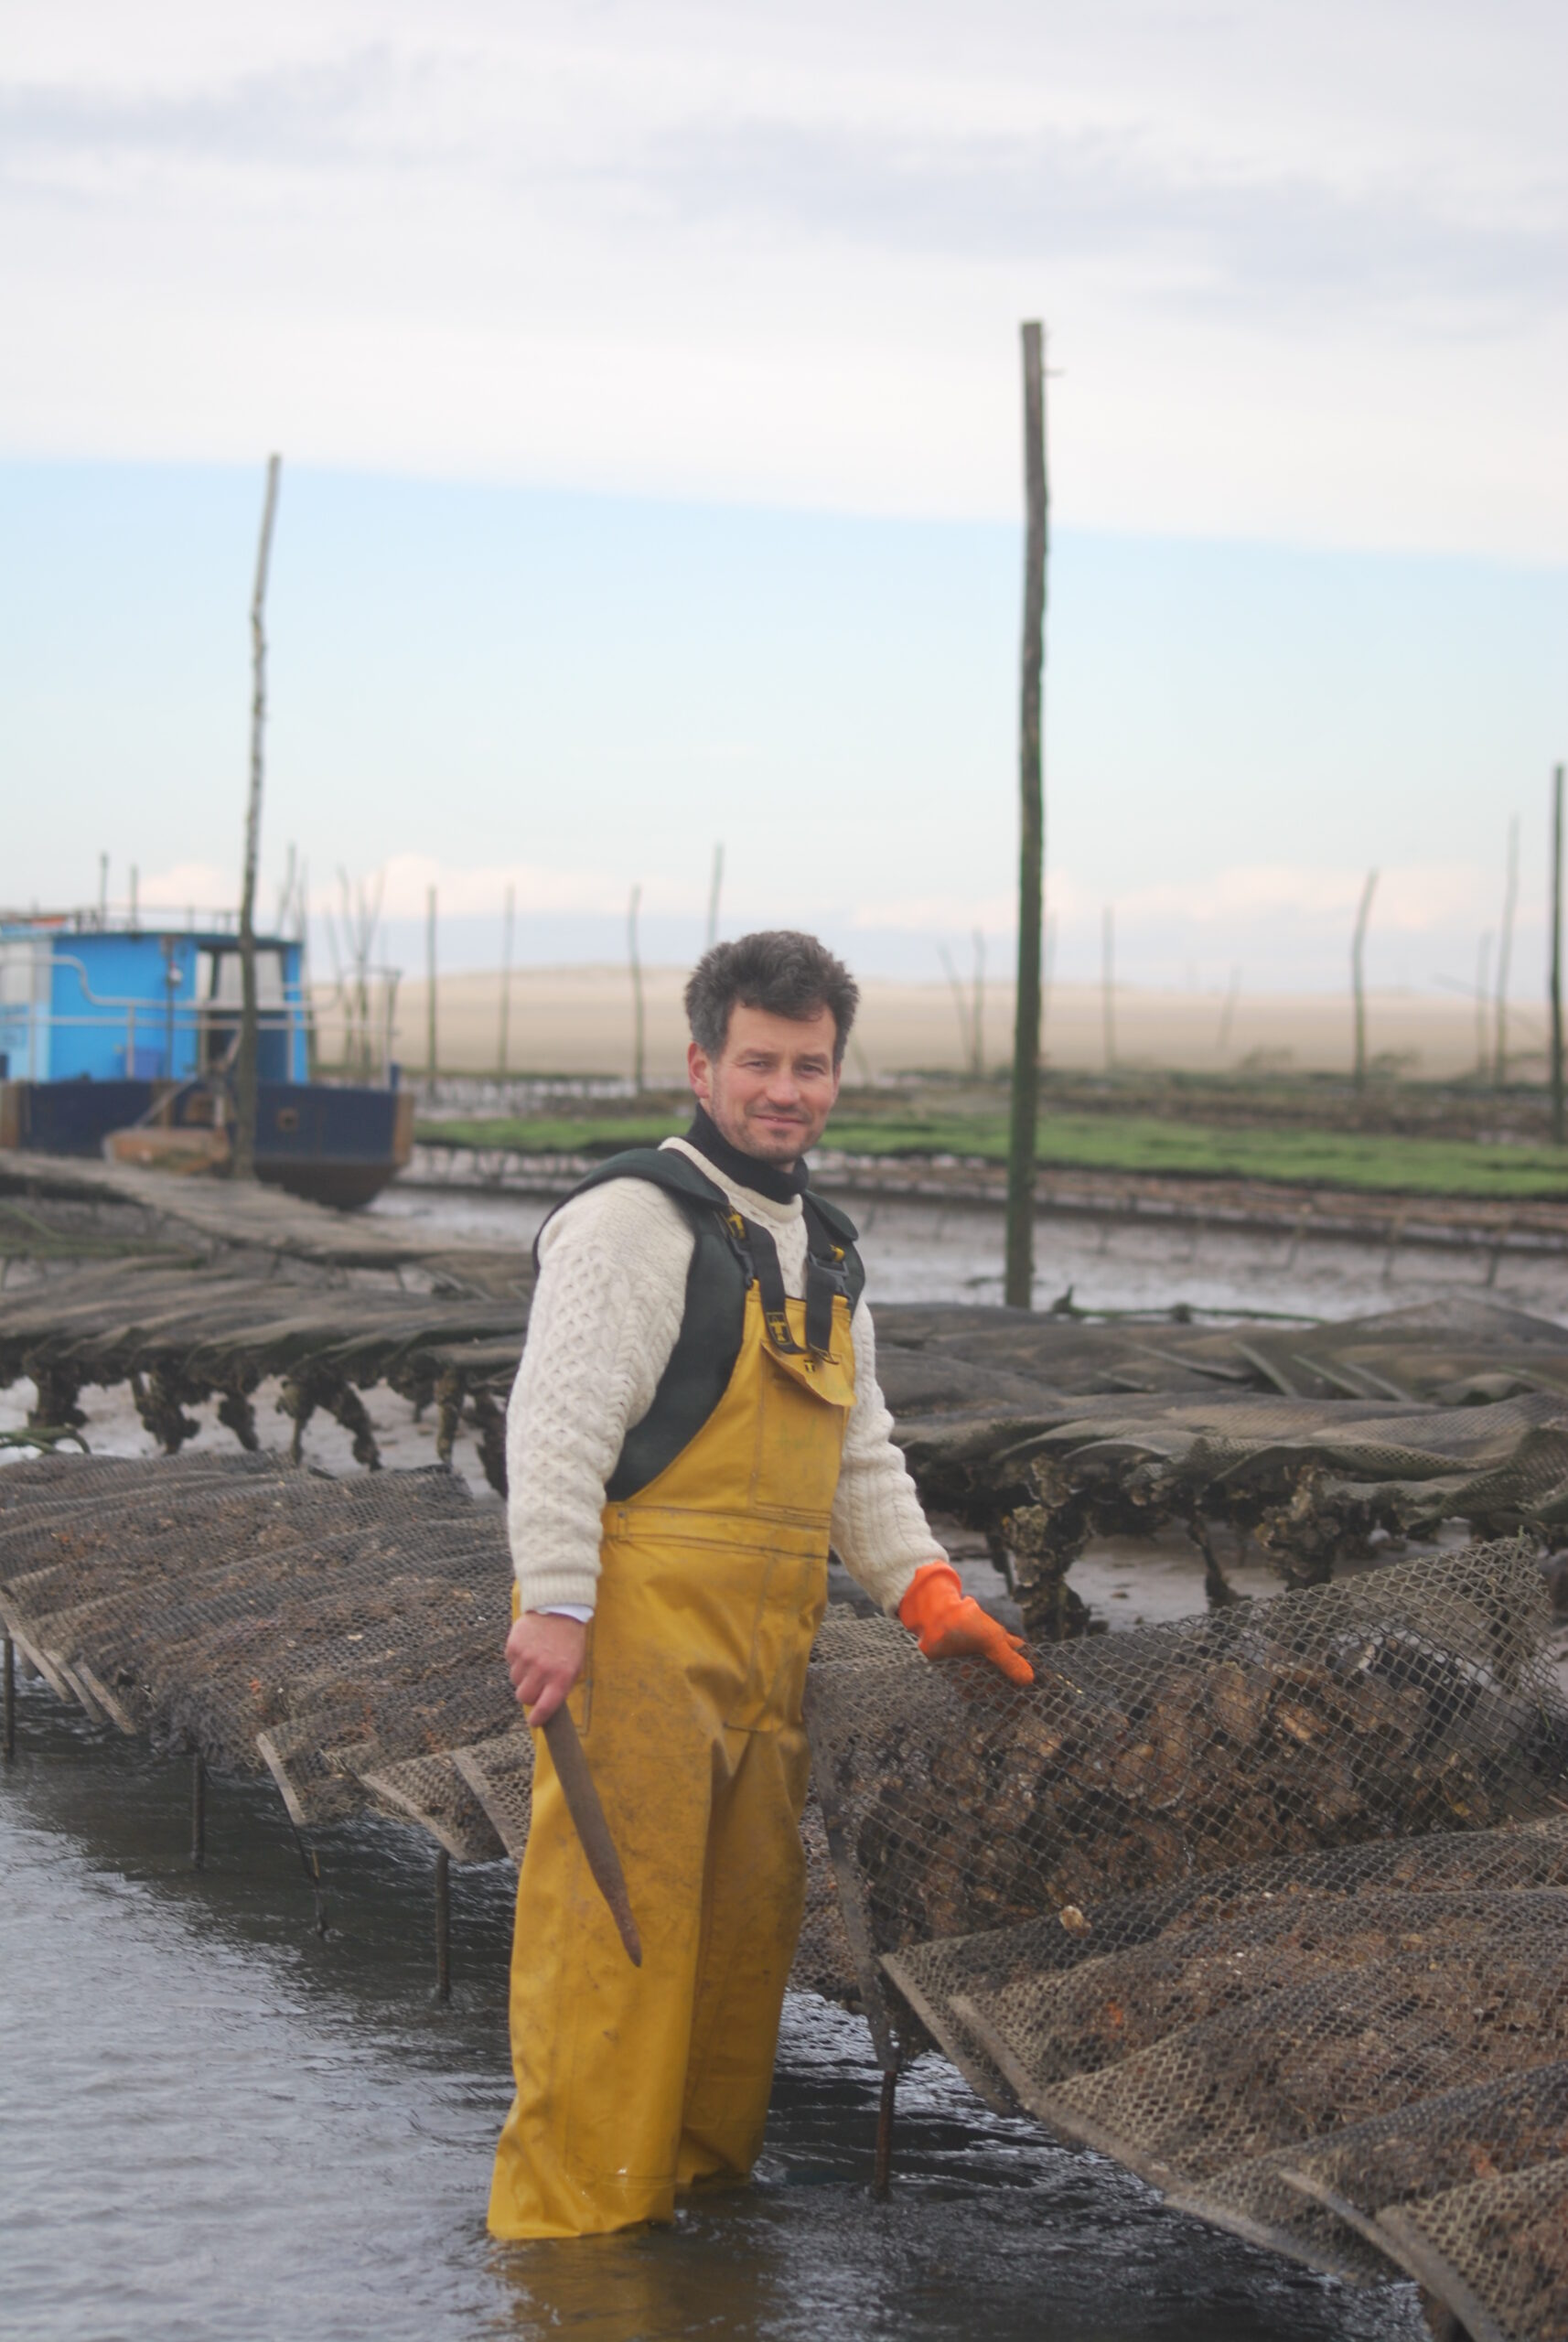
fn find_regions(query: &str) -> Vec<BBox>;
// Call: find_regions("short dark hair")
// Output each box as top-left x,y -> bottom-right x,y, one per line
685,930 -> 860,1065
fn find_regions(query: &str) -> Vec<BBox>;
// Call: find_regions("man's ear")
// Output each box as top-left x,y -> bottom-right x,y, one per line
687,1038 -> 712,1103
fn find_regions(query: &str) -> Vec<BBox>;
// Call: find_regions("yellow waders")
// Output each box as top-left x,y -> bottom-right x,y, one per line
488,1278 -> 854,2240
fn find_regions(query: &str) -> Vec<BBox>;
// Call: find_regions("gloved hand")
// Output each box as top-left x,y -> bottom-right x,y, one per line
898,1561 -> 1034,1685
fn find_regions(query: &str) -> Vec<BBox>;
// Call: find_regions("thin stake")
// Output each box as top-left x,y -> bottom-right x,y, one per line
938,943 -> 972,1071
872,2066 -> 898,2198
1351,868 -> 1378,1092
498,881 -> 516,1080
435,1847 -> 452,2002
190,1750 -> 207,1869
1101,904 -> 1116,1071
972,928 -> 985,1080
1004,319 -> 1048,1311
234,452 -> 282,1182
1496,815 -> 1519,1089
628,883 -> 645,1094
1552,766 -> 1564,1144
705,843 -> 724,951
425,884 -> 438,1099
4,1632 -> 15,1761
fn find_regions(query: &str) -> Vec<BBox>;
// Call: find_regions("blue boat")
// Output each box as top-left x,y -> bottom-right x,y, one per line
0,914 -> 413,1209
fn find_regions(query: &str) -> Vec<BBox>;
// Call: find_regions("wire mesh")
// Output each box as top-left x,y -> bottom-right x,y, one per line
952,1917 -> 1568,2230
1378,2155 -> 1568,2342
809,1542 -> 1565,2036
806,1542 -> 1568,2339
1168,2060 -> 1568,2287
886,1814 -> 1568,2109
0,1453 -> 863,2005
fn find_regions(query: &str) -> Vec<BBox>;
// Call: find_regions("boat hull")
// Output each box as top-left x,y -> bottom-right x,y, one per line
0,1079 -> 414,1210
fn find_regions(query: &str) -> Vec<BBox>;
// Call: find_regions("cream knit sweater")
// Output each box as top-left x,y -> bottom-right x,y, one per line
506,1136 -> 945,1616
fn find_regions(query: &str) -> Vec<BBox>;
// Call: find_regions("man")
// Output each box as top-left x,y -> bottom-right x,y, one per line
489,929 -> 1031,2241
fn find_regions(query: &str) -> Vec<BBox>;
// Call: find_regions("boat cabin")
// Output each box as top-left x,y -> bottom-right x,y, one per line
0,920 -> 308,1087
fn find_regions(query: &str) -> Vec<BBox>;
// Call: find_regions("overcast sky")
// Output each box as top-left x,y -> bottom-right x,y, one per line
4,2 -> 1564,995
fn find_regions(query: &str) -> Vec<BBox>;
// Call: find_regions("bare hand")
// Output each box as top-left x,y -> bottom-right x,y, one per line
505,1612 -> 586,1727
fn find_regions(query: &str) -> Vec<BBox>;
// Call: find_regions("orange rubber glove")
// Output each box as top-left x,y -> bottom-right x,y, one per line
898,1561 -> 1034,1685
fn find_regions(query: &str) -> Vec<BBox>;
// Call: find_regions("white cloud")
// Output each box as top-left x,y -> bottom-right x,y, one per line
2,1 -> 1564,553
1116,862 -> 1492,933
136,859 -> 234,910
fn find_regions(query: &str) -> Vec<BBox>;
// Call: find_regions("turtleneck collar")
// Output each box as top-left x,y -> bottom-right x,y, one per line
682,1105 -> 807,1208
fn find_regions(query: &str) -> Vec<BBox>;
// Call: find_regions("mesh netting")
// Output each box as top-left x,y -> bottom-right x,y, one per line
14,1279 -> 1568,1617
0,1453 -> 863,2001
353,1748 -> 508,1864
887,1814 -> 1568,2109
1379,2155 -> 1568,2342
1168,2058 -> 1568,2286
808,1542 -> 1565,2037
954,1904 -> 1568,2179
810,1544 -> 1568,2338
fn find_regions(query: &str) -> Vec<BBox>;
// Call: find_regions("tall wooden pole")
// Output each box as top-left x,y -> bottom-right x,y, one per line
1351,867 -> 1378,1093
1495,816 -> 1519,1089
1004,322 -> 1047,1310
705,843 -> 724,952
972,928 -> 985,1080
498,881 -> 516,1079
1101,905 -> 1116,1071
425,885 -> 438,1096
628,883 -> 645,1093
1552,767 -> 1564,1142
234,453 -> 281,1181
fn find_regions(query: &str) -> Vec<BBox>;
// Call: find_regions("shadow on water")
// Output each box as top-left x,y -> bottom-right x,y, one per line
1,1673 -> 1425,2342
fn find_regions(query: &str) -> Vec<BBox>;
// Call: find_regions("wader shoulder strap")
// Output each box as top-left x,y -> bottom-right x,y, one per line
802,1191 -> 866,1352
532,1148 -> 750,1503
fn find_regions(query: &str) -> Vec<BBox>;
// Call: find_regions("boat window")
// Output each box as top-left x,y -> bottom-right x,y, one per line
0,944 -> 38,1005
196,949 -> 285,1006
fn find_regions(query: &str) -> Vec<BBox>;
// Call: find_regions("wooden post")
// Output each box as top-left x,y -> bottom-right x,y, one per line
972,928 -> 985,1080
705,843 -> 724,952
434,1847 -> 452,2003
872,2065 -> 897,2198
628,883 -> 645,1094
424,885 -> 438,1097
938,943 -> 972,1071
1351,868 -> 1378,1092
498,881 -> 515,1080
234,453 -> 282,1181
1101,905 -> 1116,1071
1552,768 -> 1564,1142
1004,321 -> 1047,1311
1495,816 -> 1519,1089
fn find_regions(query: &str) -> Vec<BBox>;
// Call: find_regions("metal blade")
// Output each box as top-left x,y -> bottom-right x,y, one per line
541,1704 -> 643,1966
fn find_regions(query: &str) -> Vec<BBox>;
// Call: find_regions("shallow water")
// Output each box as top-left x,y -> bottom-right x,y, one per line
0,1678 -> 1425,2342
376,1174 -> 1568,1321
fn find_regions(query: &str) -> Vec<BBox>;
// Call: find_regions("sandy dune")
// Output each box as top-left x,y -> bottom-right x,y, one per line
317,966 -> 1514,1085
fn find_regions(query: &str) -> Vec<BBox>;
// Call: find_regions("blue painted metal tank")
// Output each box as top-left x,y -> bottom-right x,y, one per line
0,916 -> 411,1209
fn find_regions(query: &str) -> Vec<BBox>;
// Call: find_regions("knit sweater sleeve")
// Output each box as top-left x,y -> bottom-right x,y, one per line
830,1295 -> 947,1614
504,1181 -> 693,1614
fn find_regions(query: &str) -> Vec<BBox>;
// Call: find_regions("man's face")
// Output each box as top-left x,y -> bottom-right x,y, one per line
688,1002 -> 843,1167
